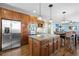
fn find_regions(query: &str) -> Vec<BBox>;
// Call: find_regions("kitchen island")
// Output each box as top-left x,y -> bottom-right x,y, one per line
29,34 -> 61,56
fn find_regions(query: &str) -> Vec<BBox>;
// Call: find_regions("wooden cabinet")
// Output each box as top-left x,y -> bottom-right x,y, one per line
1,8 -> 23,20
29,38 -> 41,56
29,16 -> 37,24
1,8 -> 13,19
54,41 -> 58,52
53,36 -> 61,53
0,7 -> 31,46
29,37 -> 60,56
0,8 -> 2,19
33,39 -> 49,56
0,7 -> 45,47
21,14 -> 30,45
22,14 -> 30,25
29,38 -> 33,55
32,39 -> 40,56
41,43 -> 49,56
0,8 -> 2,50
49,40 -> 53,55
13,12 -> 22,20
29,37 -> 49,56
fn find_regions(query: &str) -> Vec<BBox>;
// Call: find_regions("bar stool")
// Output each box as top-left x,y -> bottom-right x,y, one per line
70,34 -> 76,53
71,35 -> 75,47
53,37 -> 57,54
75,33 -> 78,47
60,33 -> 65,47
65,34 -> 76,54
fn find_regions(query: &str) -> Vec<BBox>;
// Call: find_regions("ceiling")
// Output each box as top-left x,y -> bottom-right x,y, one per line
0,3 -> 79,22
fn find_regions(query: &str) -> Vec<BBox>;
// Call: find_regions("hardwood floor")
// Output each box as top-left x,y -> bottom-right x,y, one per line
0,43 -> 79,56
0,45 -> 30,56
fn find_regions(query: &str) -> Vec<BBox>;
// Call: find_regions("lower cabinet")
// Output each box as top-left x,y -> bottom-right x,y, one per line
33,39 -> 49,56
32,39 -> 40,56
29,35 -> 60,56
29,38 -> 33,55
41,44 -> 49,56
49,42 -> 53,55
29,38 -> 49,56
54,40 -> 58,50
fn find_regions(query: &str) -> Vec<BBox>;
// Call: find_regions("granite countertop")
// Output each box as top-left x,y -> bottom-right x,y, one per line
29,34 -> 60,41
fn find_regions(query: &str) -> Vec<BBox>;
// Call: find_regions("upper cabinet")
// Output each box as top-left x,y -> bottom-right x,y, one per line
22,14 -> 30,25
21,14 -> 30,45
0,8 -> 2,19
1,8 -> 13,19
13,11 -> 23,20
29,16 -> 37,24
1,8 -> 23,20
29,16 -> 44,27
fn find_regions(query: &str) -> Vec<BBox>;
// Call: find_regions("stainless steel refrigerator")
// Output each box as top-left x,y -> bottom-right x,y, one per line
2,19 -> 21,50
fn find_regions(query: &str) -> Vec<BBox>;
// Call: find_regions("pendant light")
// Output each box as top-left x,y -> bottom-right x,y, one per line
38,3 -> 42,20
62,11 -> 66,20
62,11 -> 70,24
61,11 -> 66,24
48,4 -> 53,23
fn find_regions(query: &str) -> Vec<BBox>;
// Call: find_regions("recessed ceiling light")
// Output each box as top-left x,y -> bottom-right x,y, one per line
33,10 -> 36,13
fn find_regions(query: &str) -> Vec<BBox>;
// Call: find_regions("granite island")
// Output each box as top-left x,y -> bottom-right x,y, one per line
29,34 -> 61,56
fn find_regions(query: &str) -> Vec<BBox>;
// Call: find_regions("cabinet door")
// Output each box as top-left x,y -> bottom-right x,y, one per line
0,8 -> 2,18
2,8 -> 13,19
58,38 -> 61,50
13,12 -> 22,20
32,16 -> 37,24
29,16 -> 37,24
33,40 -> 40,56
21,14 -> 30,45
29,38 -> 33,55
41,44 -> 49,56
0,17 -> 1,50
22,14 -> 30,25
49,42 -> 53,55
54,41 -> 57,51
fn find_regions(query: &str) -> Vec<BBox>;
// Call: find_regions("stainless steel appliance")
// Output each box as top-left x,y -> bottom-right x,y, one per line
2,19 -> 21,50
11,21 -> 21,48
